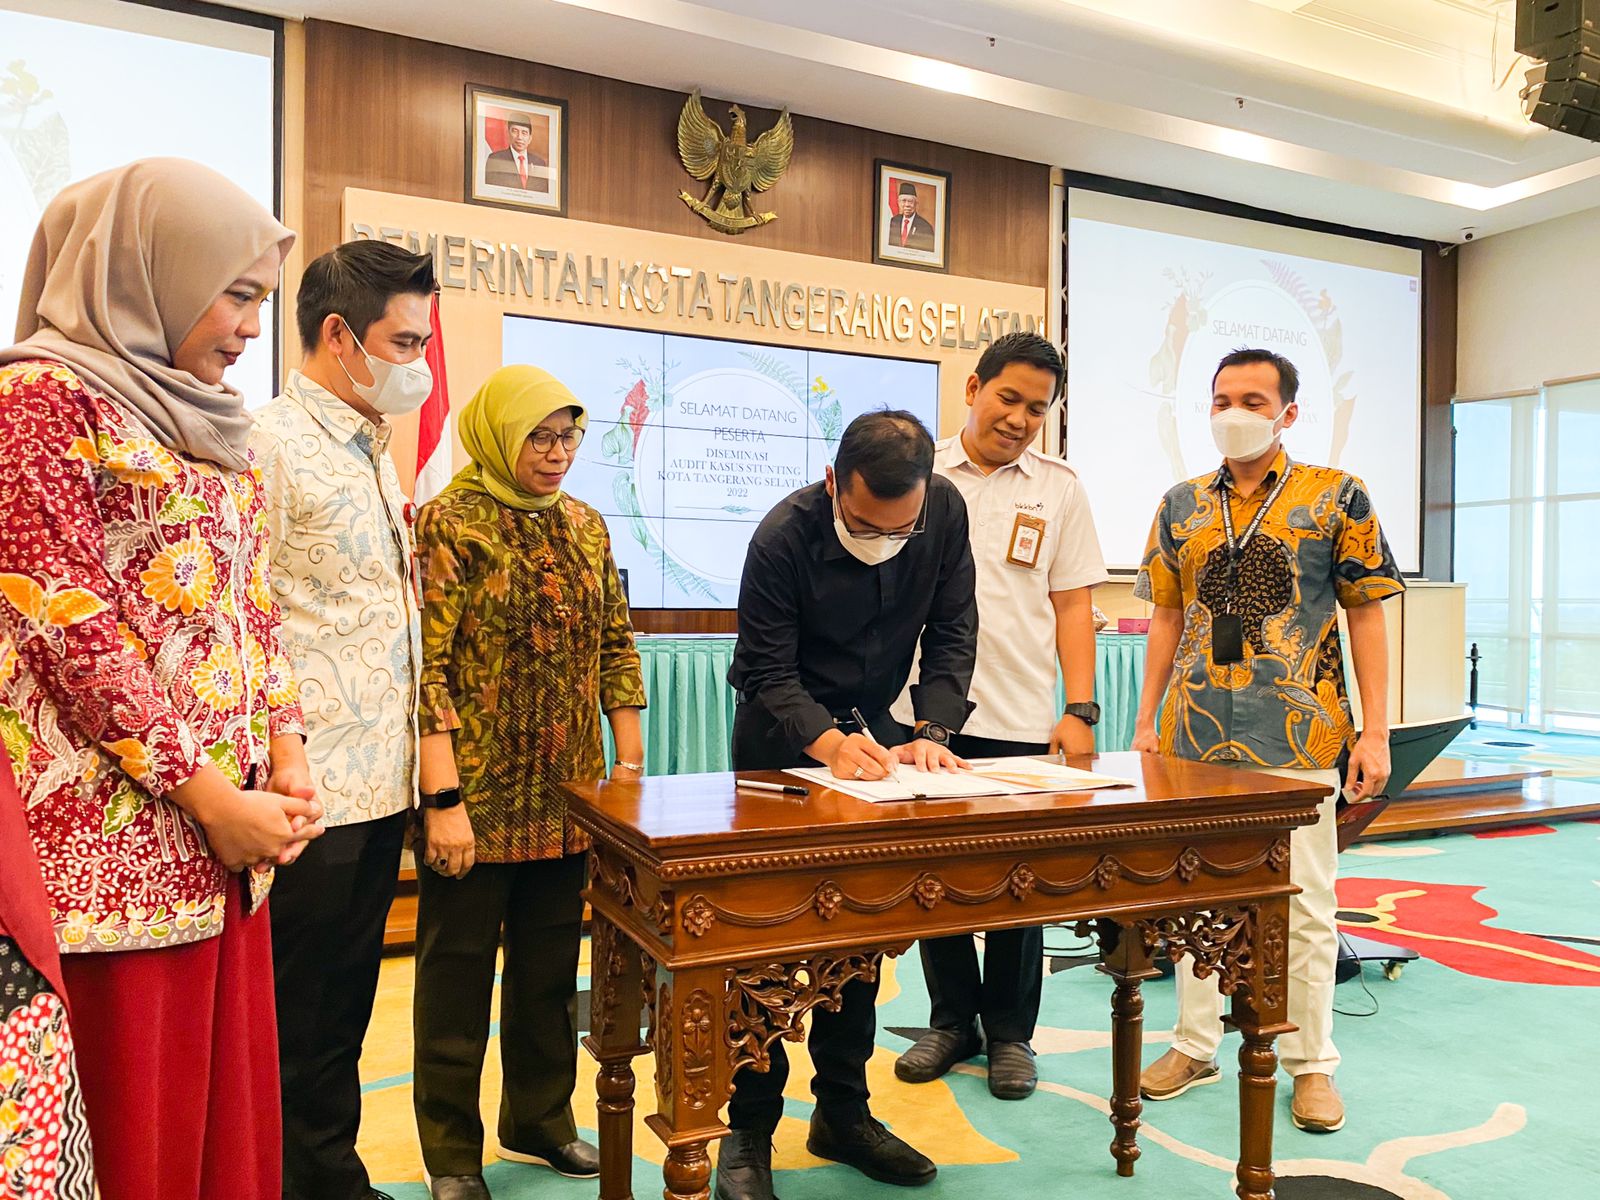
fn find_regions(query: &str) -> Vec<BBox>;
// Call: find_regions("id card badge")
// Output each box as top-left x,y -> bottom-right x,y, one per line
1212,612 -> 1244,664
1006,513 -> 1047,568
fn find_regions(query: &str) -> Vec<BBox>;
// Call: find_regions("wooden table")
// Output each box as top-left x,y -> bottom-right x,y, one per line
564,752 -> 1327,1200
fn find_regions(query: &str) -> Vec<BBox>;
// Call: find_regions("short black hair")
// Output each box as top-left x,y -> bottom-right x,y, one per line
296,240 -> 436,353
975,332 -> 1063,397
1212,347 -> 1300,407
833,410 -> 934,500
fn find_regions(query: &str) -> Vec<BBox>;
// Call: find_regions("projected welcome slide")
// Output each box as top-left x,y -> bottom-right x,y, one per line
1066,190 -> 1422,572
503,317 -> 939,607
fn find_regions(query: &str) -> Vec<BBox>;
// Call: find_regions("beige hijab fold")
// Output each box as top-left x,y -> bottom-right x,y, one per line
0,158 -> 295,471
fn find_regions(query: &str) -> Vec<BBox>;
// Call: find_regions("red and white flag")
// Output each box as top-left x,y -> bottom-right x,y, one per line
413,293 -> 451,505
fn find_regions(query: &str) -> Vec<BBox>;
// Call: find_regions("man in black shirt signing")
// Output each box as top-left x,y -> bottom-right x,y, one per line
719,410 -> 977,1200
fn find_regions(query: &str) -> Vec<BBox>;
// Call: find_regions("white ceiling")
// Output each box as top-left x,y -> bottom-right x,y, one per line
242,0 -> 1600,242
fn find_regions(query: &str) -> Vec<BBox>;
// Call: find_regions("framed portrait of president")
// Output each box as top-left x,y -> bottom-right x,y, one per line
465,84 -> 568,215
873,161 -> 950,273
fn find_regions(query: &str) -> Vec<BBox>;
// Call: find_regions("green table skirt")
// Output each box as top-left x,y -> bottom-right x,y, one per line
605,632 -> 1148,776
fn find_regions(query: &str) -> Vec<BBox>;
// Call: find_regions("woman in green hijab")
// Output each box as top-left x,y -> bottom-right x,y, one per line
410,365 -> 646,1200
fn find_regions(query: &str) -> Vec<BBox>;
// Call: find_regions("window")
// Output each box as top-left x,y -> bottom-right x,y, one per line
1455,381 -> 1600,728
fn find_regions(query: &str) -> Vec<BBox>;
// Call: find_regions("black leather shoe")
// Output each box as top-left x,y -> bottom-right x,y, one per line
806,1108 -> 936,1187
894,1028 -> 983,1084
499,1138 -> 600,1178
986,1041 -> 1038,1100
427,1176 -> 490,1200
714,1129 -> 778,1200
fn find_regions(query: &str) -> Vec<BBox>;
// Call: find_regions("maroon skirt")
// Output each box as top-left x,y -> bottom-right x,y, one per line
59,878 -> 280,1200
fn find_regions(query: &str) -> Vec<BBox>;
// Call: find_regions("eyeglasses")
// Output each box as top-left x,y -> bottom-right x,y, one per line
833,489 -> 927,541
529,427 -> 584,453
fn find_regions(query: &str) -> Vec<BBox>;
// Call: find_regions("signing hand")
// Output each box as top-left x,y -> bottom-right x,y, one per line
828,733 -> 897,781
1344,731 -> 1391,802
423,804 -> 476,879
895,739 -> 969,773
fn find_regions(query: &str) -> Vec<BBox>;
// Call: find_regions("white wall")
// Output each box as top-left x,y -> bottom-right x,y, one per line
1458,207 -> 1600,398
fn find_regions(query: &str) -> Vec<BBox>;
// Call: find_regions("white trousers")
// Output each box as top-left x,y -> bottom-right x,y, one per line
1170,765 -> 1342,1079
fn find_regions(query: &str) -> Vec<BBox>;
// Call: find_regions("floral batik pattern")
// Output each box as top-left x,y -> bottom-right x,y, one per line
0,361 -> 304,954
0,939 -> 93,1199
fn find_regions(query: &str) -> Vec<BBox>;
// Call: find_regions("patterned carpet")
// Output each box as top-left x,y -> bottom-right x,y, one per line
356,820 -> 1600,1199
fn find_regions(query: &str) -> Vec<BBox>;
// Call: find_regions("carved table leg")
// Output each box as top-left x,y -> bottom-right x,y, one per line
582,911 -> 647,1200
1228,898 -> 1293,1200
1096,920 -> 1161,1178
663,1141 -> 714,1200
645,966 -> 734,1200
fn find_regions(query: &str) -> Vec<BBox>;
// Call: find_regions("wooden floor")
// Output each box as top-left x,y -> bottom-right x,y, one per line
1366,773 -> 1600,839
1403,756 -> 1553,797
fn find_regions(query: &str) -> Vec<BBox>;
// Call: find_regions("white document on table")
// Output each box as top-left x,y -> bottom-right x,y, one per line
785,755 -> 1133,804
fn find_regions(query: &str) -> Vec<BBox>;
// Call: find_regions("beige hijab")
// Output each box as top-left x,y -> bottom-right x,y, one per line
0,158 -> 295,471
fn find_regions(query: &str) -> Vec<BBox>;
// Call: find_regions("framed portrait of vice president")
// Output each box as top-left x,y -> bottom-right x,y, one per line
874,161 -> 950,273
465,84 -> 568,215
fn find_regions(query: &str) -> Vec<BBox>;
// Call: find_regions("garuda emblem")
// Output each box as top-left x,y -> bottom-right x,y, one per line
677,88 -> 794,234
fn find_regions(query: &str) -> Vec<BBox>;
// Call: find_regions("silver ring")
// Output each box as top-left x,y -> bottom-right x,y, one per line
853,767 -> 865,779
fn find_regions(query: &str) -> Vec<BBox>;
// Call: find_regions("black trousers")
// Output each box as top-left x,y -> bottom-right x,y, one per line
412,853 -> 586,1176
725,702 -> 905,1134
919,734 -> 1048,1046
271,811 -> 406,1200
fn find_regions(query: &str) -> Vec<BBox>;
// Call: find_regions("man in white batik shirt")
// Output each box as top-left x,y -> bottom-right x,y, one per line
250,240 -> 436,1200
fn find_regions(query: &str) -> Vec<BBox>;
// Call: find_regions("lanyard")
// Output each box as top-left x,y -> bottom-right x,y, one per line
1219,465 -> 1291,559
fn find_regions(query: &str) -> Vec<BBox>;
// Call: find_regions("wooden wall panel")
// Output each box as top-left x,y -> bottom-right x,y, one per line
299,21 -> 1049,288
1421,247 -> 1457,581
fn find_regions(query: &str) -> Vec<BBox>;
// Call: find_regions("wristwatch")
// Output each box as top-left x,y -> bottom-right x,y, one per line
419,786 -> 464,810
913,720 -> 953,746
1061,702 -> 1102,728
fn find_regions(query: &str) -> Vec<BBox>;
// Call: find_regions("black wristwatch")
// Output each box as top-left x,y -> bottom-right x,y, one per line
419,786 -> 464,810
1062,702 -> 1102,728
914,721 -> 952,746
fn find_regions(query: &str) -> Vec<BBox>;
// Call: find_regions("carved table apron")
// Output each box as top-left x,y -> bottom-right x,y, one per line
563,752 -> 1326,1200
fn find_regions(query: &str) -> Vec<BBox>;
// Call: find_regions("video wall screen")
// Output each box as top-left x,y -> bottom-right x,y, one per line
0,0 -> 277,406
503,315 -> 940,608
1066,187 -> 1423,573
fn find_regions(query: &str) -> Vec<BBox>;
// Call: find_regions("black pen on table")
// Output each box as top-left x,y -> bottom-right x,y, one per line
735,778 -> 808,797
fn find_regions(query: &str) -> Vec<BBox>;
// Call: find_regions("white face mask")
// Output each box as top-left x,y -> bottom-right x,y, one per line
1210,406 -> 1284,461
336,320 -> 433,416
830,487 -> 911,566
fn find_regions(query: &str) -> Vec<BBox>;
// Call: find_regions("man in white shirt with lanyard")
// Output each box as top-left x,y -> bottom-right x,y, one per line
891,332 -> 1108,1100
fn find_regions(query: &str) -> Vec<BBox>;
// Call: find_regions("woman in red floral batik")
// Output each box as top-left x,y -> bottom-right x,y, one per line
0,158 -> 324,1200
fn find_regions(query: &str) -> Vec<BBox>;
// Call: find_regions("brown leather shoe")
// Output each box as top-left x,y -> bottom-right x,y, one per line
1139,1048 -> 1221,1100
1291,1073 -> 1345,1132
